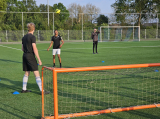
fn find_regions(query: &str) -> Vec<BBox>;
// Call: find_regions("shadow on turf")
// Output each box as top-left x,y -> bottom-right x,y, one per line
0,58 -> 22,63
0,77 -> 42,95
125,109 -> 160,119
57,73 -> 160,102
97,109 -> 160,119
0,103 -> 41,119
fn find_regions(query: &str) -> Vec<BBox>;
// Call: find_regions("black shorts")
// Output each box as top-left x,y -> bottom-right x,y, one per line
23,53 -> 38,71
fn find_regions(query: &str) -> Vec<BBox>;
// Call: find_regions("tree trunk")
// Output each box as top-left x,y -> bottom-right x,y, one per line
138,13 -> 141,26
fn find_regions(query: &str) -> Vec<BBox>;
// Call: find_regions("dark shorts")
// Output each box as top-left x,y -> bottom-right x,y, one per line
23,53 -> 38,71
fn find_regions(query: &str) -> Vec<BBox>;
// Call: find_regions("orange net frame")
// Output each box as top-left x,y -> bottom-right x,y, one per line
41,63 -> 160,119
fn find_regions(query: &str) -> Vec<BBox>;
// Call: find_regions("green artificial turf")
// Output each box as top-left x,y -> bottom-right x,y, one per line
0,41 -> 160,119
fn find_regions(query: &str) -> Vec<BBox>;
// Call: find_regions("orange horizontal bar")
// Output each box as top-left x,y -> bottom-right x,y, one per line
42,66 -> 54,71
43,103 -> 160,119
43,63 -> 160,73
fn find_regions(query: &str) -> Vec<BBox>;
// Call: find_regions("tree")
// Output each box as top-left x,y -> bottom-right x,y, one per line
0,0 -> 6,10
3,0 -> 40,30
67,3 -> 100,30
111,0 -> 160,26
52,3 -> 69,30
68,3 -> 85,24
68,3 -> 100,24
85,3 -> 100,23
0,0 -> 7,30
96,15 -> 108,26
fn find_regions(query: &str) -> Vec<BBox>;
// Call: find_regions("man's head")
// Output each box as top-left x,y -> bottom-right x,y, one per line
94,29 -> 97,33
54,30 -> 58,35
27,23 -> 35,32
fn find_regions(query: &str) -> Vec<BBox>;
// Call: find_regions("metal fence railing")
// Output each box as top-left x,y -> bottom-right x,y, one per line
0,30 -> 93,42
0,29 -> 160,42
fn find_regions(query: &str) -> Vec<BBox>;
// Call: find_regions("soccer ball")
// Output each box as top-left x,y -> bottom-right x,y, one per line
55,9 -> 61,14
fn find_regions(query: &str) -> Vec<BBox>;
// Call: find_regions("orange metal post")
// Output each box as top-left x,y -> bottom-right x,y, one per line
53,69 -> 58,119
41,67 -> 44,118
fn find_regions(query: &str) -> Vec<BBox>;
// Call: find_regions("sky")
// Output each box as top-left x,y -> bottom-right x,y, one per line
35,0 -> 115,14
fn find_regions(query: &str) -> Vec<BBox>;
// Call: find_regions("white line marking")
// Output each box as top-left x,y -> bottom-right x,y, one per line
0,45 -> 21,51
39,45 -> 160,51
1,44 -> 160,51
60,45 -> 160,50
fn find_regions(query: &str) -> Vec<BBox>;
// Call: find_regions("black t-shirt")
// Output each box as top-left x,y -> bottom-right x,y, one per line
22,33 -> 36,53
51,35 -> 62,49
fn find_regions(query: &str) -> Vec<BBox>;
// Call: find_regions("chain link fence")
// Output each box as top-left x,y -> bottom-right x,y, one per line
0,29 -> 159,42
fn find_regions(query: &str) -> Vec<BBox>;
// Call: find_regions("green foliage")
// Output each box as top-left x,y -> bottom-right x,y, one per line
0,0 -> 7,29
100,23 -> 108,26
96,15 -> 108,26
1,1 -> 71,30
111,0 -> 160,26
0,0 -> 102,32
0,0 -> 7,10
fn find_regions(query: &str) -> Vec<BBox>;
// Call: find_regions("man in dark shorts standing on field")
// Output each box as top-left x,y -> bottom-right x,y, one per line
91,28 -> 100,54
47,30 -> 64,68
22,23 -> 49,95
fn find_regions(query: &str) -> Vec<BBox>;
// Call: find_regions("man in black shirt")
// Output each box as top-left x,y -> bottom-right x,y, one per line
22,23 -> 49,95
47,30 -> 64,68
91,28 -> 100,54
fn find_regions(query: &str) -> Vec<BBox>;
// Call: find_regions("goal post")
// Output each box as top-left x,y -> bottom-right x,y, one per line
41,63 -> 160,119
100,26 -> 140,42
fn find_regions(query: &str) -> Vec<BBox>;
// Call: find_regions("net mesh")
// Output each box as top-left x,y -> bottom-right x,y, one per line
101,27 -> 140,42
43,67 -> 160,117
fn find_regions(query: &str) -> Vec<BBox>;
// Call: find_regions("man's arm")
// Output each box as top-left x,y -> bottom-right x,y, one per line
47,41 -> 53,51
97,30 -> 100,34
32,43 -> 42,65
59,39 -> 64,48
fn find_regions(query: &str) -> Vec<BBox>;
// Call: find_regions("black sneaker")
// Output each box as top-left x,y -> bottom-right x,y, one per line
93,53 -> 95,54
96,52 -> 98,54
21,90 -> 32,93
41,90 -> 50,95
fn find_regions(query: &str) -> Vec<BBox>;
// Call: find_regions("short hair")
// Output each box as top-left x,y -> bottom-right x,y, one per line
54,29 -> 58,32
27,23 -> 35,32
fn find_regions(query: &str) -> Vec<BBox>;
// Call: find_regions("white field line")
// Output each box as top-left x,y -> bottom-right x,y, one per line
0,44 -> 160,51
40,45 -> 160,51
0,44 -> 21,51
60,45 -> 160,51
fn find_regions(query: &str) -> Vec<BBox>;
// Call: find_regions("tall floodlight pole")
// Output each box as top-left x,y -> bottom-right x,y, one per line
48,0 -> 49,26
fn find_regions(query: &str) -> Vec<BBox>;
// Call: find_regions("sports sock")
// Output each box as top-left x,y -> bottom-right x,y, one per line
36,76 -> 42,91
22,75 -> 28,90
53,63 -> 55,67
60,63 -> 62,68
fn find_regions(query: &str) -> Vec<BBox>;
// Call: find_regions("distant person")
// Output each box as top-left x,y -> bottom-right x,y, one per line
21,23 -> 49,95
91,28 -> 100,54
47,30 -> 64,68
